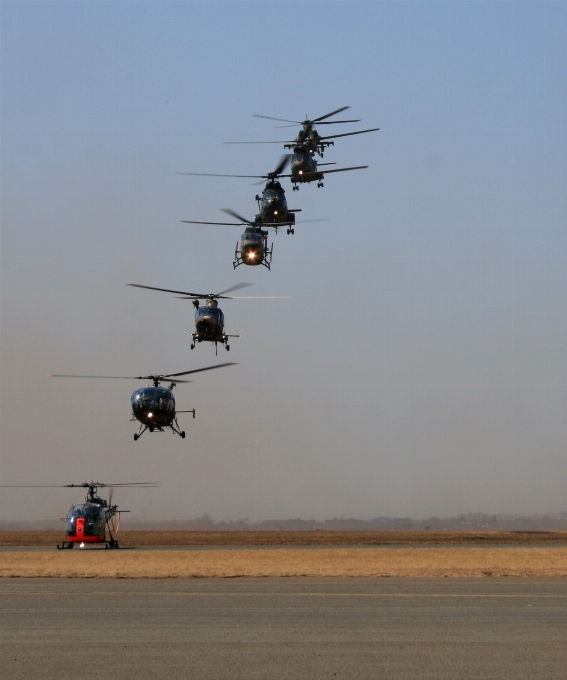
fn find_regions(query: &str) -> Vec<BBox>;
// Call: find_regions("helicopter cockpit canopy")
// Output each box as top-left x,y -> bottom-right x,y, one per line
263,189 -> 280,201
292,148 -> 310,161
242,231 -> 264,243
66,503 -> 105,537
131,387 -> 175,413
196,306 -> 223,323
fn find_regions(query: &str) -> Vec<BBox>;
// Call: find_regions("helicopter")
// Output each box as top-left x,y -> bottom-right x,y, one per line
180,209 -> 284,270
57,482 -> 151,549
178,143 -> 367,193
178,156 -> 300,226
48,363 -> 236,440
127,281 -> 282,353
0,481 -> 156,549
224,106 -> 380,159
181,207 -> 328,270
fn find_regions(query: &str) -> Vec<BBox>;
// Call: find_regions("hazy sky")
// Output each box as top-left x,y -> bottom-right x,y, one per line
1,1 -> 566,523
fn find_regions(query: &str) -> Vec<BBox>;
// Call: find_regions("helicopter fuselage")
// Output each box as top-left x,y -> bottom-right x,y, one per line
290,148 -> 320,183
257,180 -> 295,225
131,385 -> 176,430
65,502 -> 107,544
194,302 -> 225,342
236,227 -> 271,268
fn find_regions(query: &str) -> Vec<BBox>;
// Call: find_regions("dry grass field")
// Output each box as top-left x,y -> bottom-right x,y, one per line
1,547 -> 566,578
2,529 -> 567,547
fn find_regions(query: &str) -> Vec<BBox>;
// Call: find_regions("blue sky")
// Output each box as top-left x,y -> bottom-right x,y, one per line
1,1 -> 566,522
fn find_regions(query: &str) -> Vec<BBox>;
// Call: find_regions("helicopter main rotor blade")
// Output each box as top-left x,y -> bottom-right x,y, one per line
309,119 -> 360,125
181,219 -> 244,226
128,283 -> 210,298
214,282 -> 253,297
162,363 -> 237,379
0,482 -> 158,488
49,373 -> 192,383
0,484 -> 68,488
220,208 -> 254,225
177,172 -> 264,179
312,106 -> 351,122
253,114 -> 302,124
129,282 -> 253,299
48,374 -> 141,380
65,482 -> 158,488
272,154 -> 291,177
300,165 -> 369,178
320,127 -> 380,141
222,140 -> 294,145
274,119 -> 360,129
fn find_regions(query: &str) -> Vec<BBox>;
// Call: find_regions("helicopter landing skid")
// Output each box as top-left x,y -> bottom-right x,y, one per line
134,417 -> 186,441
56,539 -> 120,549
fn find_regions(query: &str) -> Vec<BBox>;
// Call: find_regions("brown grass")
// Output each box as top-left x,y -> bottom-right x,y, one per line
1,547 -> 566,578
2,530 -> 567,547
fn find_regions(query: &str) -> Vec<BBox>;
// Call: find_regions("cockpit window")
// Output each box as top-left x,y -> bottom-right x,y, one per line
243,232 -> 262,242
196,307 -> 222,320
67,503 -> 104,520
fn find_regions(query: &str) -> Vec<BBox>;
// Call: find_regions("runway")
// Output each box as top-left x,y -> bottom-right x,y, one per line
1,578 -> 566,679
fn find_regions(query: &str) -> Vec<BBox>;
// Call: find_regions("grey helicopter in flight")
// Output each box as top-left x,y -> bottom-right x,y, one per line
181,210 -> 275,269
127,282 -> 286,352
224,105 -> 379,169
48,363 -> 236,440
178,156 -> 300,225
181,206 -> 327,270
179,139 -> 367,193
179,156 -> 327,269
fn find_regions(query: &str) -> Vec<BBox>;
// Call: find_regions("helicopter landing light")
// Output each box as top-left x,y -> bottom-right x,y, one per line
148,412 -> 153,418
79,542 -> 85,549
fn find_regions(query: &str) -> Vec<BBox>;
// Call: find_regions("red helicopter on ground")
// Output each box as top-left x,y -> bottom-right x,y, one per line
0,481 -> 156,549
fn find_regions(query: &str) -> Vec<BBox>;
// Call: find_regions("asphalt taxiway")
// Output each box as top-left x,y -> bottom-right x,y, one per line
1,578 -> 566,679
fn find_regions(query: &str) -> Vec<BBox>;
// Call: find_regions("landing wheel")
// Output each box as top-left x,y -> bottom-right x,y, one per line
226,344 -> 230,351
181,431 -> 186,439
149,426 -> 154,433
190,343 -> 195,350
287,228 -> 290,235
291,228 -> 295,235
133,433 -> 139,441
